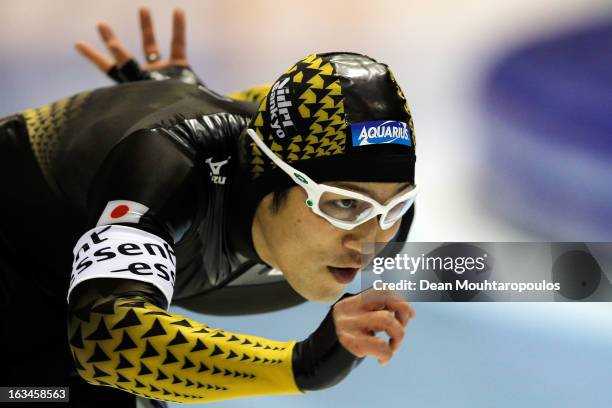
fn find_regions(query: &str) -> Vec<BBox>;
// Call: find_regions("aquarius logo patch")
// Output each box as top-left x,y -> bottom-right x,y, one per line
351,120 -> 412,147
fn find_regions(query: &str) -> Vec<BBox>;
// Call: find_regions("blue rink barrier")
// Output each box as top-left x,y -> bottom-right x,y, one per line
480,18 -> 612,239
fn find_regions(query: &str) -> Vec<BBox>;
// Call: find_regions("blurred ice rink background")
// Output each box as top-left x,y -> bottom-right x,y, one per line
1,1 -> 611,406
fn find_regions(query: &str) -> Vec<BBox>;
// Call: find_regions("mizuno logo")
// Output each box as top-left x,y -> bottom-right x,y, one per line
205,156 -> 231,185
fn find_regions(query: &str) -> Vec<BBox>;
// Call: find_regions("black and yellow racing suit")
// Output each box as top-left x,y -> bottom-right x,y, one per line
0,70 -> 413,406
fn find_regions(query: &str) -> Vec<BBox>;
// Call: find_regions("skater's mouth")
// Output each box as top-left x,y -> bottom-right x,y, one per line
328,266 -> 360,284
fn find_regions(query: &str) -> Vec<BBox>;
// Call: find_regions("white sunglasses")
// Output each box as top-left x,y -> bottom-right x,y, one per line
247,129 -> 418,230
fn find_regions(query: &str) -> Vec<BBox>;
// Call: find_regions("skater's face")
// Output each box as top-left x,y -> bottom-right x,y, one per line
252,181 -> 412,302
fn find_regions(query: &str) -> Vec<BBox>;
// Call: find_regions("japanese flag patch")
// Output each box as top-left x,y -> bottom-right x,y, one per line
96,200 -> 150,226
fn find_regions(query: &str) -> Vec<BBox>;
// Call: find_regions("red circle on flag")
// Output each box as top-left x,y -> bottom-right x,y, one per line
111,205 -> 130,219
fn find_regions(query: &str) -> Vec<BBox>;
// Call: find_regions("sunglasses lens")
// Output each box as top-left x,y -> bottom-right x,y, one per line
382,198 -> 415,225
318,192 -> 374,222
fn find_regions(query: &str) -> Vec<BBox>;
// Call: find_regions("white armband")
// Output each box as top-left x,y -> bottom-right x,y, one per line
67,225 -> 176,306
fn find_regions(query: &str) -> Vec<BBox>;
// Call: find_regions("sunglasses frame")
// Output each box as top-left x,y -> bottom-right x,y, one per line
247,128 -> 418,230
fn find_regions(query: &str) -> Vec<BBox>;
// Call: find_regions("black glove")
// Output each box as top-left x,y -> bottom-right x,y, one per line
106,59 -> 203,86
292,292 -> 365,391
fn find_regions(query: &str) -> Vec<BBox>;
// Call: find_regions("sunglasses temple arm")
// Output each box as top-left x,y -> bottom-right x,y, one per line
247,129 -> 318,186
